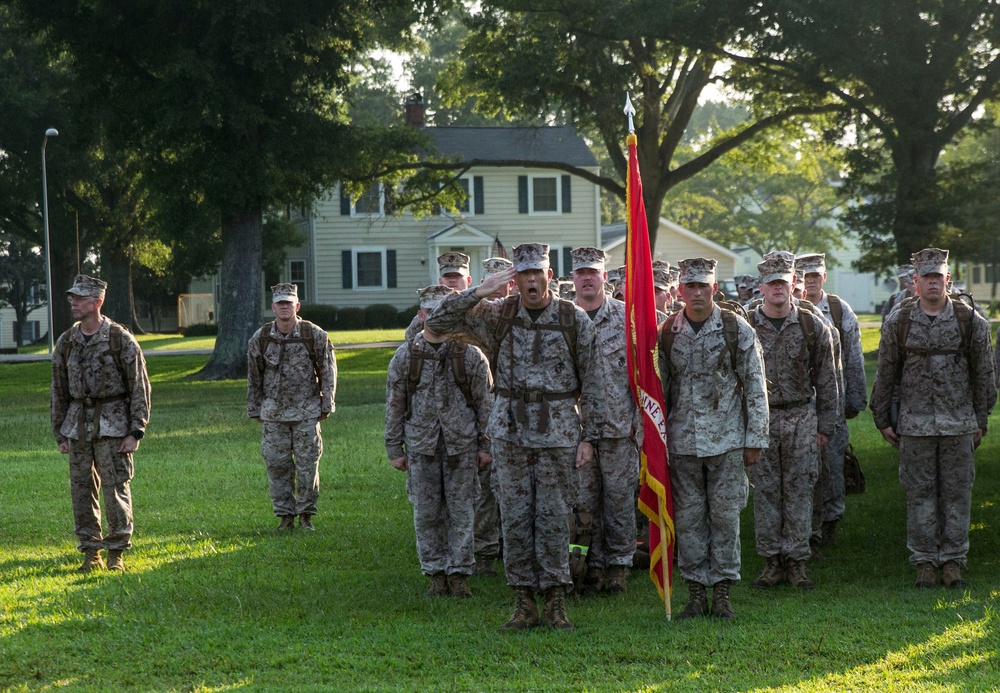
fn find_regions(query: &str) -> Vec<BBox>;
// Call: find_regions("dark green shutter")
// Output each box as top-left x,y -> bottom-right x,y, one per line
518,176 -> 528,213
340,186 -> 351,215
564,249 -> 574,277
561,175 -> 572,213
550,248 -> 560,276
387,250 -> 397,288
474,176 -> 484,214
342,250 -> 353,288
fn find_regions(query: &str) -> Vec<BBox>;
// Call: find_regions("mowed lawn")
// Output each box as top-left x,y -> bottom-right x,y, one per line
1,329 -> 999,691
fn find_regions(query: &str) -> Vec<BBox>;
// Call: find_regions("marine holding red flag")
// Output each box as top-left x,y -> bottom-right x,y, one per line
623,129 -> 675,616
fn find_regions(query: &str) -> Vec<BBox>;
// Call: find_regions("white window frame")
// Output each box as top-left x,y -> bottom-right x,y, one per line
288,259 -> 307,302
351,182 -> 385,218
528,174 -> 561,215
352,247 -> 387,290
440,176 -> 474,216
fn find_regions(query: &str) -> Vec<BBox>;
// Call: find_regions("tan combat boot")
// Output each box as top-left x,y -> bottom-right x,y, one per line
711,580 -> 736,619
106,549 -> 125,573
501,587 -> 539,630
676,581 -> 708,620
914,562 -> 936,588
77,548 -> 105,573
541,586 -> 574,630
427,572 -> 448,597
606,565 -> 628,595
941,561 -> 968,589
276,515 -> 295,531
751,556 -> 784,588
786,559 -> 813,589
447,573 -> 472,598
298,514 -> 315,531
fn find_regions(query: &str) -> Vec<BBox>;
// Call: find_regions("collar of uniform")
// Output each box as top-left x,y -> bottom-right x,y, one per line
681,304 -> 724,334
913,296 -> 955,322
270,317 -> 301,338
72,316 -> 110,344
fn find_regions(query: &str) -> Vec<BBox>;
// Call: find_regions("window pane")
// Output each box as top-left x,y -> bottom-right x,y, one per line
532,177 -> 558,212
458,178 -> 470,213
356,252 -> 383,287
290,261 -> 306,282
355,183 -> 381,215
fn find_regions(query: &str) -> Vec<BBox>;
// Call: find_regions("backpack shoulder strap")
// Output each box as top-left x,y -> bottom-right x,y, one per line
494,295 -> 521,346
449,344 -> 475,410
827,294 -> 843,329
558,298 -> 578,364
108,323 -> 126,384
657,312 -> 682,388
259,321 -> 274,356
405,344 -> 427,419
952,300 -> 973,357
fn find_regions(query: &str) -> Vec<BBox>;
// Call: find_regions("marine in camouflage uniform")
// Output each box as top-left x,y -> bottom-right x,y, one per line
570,247 -> 639,596
386,286 -> 494,597
870,248 -> 996,588
660,258 -> 769,619
799,253 -> 868,549
426,242 -> 602,631
749,252 -> 839,590
403,252 -> 475,341
881,265 -> 916,323
247,283 -> 337,530
51,274 -> 151,573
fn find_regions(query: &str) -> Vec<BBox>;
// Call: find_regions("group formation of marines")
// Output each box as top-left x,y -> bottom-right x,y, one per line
49,241 -> 996,631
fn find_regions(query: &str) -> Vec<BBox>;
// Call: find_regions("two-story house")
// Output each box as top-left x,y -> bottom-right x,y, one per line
283,124 -> 602,311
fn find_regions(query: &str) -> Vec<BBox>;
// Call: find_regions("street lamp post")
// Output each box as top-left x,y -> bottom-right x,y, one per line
41,127 -> 58,354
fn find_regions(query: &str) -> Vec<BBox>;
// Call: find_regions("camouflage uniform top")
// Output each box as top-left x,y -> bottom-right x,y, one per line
51,317 -> 151,442
406,308 -> 498,365
659,305 -> 769,457
752,304 -> 839,436
582,297 -> 637,439
247,318 -> 337,422
384,334 -> 494,459
426,287 -> 603,448
871,297 -> 996,435
795,297 -> 843,417
813,292 -> 868,415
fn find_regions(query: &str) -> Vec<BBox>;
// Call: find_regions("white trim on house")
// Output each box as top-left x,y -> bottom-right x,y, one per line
528,174 -> 561,215
439,176 -> 475,217
351,246 -> 388,290
350,182 -> 385,218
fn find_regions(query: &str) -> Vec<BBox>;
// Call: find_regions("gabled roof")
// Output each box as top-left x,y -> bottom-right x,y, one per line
421,126 -> 598,167
601,218 -> 739,260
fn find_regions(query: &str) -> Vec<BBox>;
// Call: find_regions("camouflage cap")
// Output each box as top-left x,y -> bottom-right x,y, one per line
571,246 -> 606,272
734,274 -> 756,289
548,278 -> 561,297
896,264 -> 916,278
558,281 -> 576,301
606,267 -> 622,285
482,257 -> 513,275
758,251 -> 796,284
438,252 -> 470,277
417,285 -> 457,311
911,248 -> 949,276
513,243 -> 550,272
667,267 -> 681,287
793,268 -> 805,290
651,260 -> 671,290
678,257 -> 717,285
66,274 -> 107,299
271,283 -> 298,303
796,253 -> 826,275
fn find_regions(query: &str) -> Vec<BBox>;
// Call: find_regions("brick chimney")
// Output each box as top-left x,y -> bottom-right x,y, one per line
404,93 -> 425,127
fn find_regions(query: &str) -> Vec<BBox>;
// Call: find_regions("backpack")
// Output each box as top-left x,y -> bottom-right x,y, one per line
59,322 -> 128,385
404,341 -> 475,419
493,295 -> 578,362
258,320 -> 322,395
826,294 -> 844,344
895,296 -> 973,365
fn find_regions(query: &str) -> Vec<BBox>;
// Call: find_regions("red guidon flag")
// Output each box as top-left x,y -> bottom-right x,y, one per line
624,132 -> 675,610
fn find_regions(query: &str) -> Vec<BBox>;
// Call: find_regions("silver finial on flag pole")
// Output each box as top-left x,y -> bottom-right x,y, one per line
624,93 -> 636,134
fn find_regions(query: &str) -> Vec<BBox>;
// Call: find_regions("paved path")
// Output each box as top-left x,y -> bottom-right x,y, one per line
0,341 -> 404,364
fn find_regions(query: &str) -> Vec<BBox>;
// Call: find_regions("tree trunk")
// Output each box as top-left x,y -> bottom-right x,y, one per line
192,209 -> 262,381
103,244 -> 143,332
49,249 -> 77,339
891,135 -> 942,264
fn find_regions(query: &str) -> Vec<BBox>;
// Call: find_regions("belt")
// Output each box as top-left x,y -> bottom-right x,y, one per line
770,398 -> 812,411
72,393 -> 129,441
495,387 -> 579,433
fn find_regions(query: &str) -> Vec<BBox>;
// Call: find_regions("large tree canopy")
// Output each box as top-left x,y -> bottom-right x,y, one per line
15,0 -> 435,378
733,0 -> 1000,269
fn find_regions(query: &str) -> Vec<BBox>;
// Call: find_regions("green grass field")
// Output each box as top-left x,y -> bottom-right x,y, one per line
1,329 -> 998,691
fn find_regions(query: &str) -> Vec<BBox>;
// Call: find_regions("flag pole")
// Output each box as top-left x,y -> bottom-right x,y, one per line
659,511 -> 671,620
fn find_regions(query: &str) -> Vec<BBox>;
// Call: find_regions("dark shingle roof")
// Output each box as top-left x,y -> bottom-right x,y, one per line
422,127 -> 598,167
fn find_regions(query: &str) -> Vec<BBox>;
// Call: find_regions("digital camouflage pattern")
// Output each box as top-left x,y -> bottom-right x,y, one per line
474,463 -> 500,559
262,419 -> 322,516
670,450 -> 748,585
659,305 -> 769,457
579,437 -> 639,569
385,336 -> 493,578
384,336 -> 493,459
247,318 -> 337,422
51,316 -> 150,553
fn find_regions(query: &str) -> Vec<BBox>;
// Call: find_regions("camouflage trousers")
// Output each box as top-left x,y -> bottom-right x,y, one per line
749,405 -> 820,562
68,437 -> 134,552
821,422 -> 851,524
474,462 -> 500,559
899,434 -> 975,568
406,436 -> 479,576
577,437 -> 639,568
493,440 -> 577,591
670,449 -> 748,586
261,419 -> 322,517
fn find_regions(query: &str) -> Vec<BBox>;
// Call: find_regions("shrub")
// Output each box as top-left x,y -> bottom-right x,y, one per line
364,303 -> 399,329
336,307 -> 366,330
397,304 -> 419,328
182,323 -> 218,337
298,304 -> 338,330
